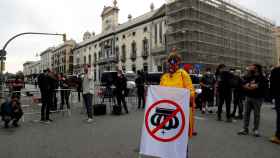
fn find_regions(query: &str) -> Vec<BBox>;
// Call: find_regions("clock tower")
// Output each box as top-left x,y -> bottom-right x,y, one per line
101,0 -> 119,33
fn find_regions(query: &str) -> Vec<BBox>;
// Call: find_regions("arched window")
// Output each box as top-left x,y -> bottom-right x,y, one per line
131,41 -> 137,61
142,38 -> 149,59
121,44 -> 126,63
88,54 -> 92,65
84,56 -> 86,65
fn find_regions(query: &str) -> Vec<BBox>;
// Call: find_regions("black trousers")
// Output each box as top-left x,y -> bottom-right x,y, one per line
60,90 -> 70,109
137,88 -> 145,109
2,111 -> 23,126
232,92 -> 243,117
275,96 -> 280,138
41,92 -> 52,120
217,91 -> 232,119
116,94 -> 128,113
202,89 -> 214,109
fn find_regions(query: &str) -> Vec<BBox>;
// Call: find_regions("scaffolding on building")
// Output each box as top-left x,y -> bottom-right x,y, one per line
166,0 -> 276,69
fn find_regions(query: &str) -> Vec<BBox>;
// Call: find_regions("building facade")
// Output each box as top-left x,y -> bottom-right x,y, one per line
73,1 -> 166,81
40,47 -> 54,71
166,0 -> 276,69
52,40 -> 76,75
273,26 -> 280,64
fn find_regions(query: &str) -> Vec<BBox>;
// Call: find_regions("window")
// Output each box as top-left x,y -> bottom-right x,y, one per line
154,24 -> 158,45
122,66 -> 126,72
84,56 -> 86,65
131,41 -> 137,60
89,46 -> 91,51
143,63 -> 148,72
143,38 -> 149,57
94,44 -> 97,48
115,46 -> 119,61
116,37 -> 119,41
123,35 -> 126,39
159,22 -> 163,44
94,53 -> 97,63
132,64 -> 136,72
88,54 -> 92,65
121,44 -> 126,62
132,32 -> 136,36
144,27 -> 148,32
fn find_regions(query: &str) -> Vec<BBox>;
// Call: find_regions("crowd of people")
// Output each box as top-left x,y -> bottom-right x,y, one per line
0,50 -> 279,146
197,60 -> 280,144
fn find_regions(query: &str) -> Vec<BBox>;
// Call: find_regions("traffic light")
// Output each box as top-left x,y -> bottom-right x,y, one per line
0,61 -> 5,72
0,50 -> 6,56
63,33 -> 67,42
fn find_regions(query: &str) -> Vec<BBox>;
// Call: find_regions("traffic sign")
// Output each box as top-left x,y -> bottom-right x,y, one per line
145,99 -> 186,142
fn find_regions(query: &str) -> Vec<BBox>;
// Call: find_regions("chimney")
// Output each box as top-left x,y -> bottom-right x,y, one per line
150,3 -> 154,11
128,14 -> 132,21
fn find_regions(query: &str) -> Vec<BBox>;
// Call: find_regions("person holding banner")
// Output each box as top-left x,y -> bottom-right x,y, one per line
160,50 -> 196,138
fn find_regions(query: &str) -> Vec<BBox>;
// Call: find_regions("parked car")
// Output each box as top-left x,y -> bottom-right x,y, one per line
145,72 -> 163,85
190,74 -> 203,109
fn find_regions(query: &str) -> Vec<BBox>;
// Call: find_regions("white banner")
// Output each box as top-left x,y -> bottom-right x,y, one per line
140,85 -> 190,158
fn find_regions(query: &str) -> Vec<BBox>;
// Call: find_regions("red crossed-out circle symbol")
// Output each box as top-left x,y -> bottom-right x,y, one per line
145,99 -> 186,142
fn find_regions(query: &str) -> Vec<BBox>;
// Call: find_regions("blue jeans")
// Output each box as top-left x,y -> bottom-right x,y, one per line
83,93 -> 93,118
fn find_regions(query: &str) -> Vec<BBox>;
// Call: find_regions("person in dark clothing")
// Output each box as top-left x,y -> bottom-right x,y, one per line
77,75 -> 83,102
38,69 -> 55,123
270,62 -> 280,144
115,70 -> 128,114
216,64 -> 233,122
231,70 -> 244,120
200,68 -> 215,114
1,94 -> 23,128
58,73 -> 70,110
238,64 -> 267,137
49,72 -> 59,111
12,76 -> 24,99
135,70 -> 145,109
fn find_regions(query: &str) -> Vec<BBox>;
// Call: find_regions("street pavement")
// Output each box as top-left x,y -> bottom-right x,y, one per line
0,87 -> 279,158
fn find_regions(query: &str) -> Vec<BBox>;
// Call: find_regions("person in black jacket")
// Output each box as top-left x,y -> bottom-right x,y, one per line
58,73 -> 70,110
270,62 -> 280,144
238,64 -> 267,137
216,64 -> 234,122
135,70 -> 145,109
115,70 -> 128,114
38,69 -> 55,123
231,70 -> 244,120
0,94 -> 23,128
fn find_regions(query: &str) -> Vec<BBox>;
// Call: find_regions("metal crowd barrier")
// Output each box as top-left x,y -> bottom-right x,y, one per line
0,88 -> 78,122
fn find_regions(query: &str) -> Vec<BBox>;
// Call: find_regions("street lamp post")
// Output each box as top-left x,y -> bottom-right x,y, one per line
0,32 -> 66,99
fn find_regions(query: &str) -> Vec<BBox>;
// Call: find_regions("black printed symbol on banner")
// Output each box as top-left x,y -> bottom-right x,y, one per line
150,108 -> 179,135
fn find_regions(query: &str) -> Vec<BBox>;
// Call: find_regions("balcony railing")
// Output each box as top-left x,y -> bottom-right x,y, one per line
151,46 -> 165,55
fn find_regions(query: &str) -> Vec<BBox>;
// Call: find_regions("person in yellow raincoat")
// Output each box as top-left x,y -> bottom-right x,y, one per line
160,50 -> 196,138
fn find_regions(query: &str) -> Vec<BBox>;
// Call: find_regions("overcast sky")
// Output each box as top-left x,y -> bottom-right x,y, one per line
0,0 -> 279,73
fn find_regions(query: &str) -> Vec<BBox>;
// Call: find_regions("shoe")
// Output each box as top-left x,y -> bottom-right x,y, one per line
44,120 -> 51,124
270,136 -> 280,144
4,123 -> 9,128
46,119 -> 53,122
238,129 -> 249,135
12,122 -> 19,127
87,118 -> 93,123
226,118 -> 232,123
192,131 -> 198,136
253,130 -> 260,137
208,110 -> 213,114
